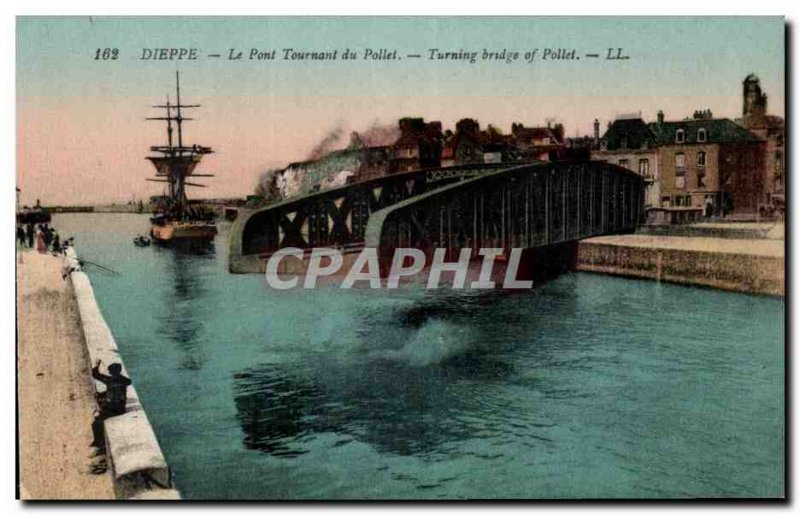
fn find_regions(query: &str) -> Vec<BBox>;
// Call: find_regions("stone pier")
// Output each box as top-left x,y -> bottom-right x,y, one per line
577,234 -> 784,296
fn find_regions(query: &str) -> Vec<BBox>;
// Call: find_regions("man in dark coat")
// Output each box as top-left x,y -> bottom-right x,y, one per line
90,360 -> 132,451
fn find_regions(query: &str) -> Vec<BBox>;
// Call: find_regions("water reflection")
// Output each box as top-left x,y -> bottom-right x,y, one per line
232,361 -> 480,458
157,246 -> 214,371
231,291 -> 545,460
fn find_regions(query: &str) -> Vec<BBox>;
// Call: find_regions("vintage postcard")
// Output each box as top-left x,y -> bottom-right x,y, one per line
15,16 -> 785,500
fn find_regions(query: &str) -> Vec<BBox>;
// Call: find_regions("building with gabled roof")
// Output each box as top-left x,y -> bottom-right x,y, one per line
389,117 -> 443,173
592,116 -> 660,207
510,123 -> 565,161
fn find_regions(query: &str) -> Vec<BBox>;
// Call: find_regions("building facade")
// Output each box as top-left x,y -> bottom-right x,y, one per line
736,74 -> 785,207
510,123 -> 565,161
591,116 -> 660,208
389,118 -> 443,173
650,110 -> 765,215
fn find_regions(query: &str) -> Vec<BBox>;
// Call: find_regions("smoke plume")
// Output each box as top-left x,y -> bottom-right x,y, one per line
307,126 -> 345,160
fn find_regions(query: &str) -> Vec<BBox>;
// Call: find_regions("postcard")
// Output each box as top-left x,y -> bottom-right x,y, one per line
15,16 -> 785,500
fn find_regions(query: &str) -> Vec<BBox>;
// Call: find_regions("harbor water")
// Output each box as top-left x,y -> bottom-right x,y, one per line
55,213 -> 785,499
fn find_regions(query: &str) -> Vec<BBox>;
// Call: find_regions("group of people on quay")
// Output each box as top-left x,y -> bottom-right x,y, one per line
16,223 -> 67,254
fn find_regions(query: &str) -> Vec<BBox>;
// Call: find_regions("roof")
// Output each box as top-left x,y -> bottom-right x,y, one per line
739,114 -> 785,131
516,127 -> 551,140
393,121 -> 443,149
512,125 -> 564,145
648,118 -> 761,145
600,118 -> 656,150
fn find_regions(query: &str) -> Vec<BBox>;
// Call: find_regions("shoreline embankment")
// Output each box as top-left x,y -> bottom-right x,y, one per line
62,247 -> 181,500
577,227 -> 784,296
16,246 -> 180,500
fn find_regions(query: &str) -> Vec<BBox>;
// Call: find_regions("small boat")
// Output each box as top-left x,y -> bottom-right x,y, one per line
133,235 -> 151,247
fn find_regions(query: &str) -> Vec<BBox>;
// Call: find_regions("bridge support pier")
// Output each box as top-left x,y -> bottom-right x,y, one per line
513,241 -> 579,286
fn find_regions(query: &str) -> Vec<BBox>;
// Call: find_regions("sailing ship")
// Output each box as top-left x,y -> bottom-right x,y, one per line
146,72 -> 216,243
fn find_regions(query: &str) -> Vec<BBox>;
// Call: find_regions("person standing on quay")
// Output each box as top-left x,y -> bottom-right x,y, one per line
16,225 -> 25,246
35,226 -> 46,253
26,223 -> 34,248
43,224 -> 52,250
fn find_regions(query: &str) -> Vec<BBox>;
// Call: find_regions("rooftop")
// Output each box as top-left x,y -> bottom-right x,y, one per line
649,118 -> 761,145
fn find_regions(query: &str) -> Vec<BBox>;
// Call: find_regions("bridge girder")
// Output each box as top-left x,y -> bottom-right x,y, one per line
229,161 -> 643,274
365,162 -> 644,273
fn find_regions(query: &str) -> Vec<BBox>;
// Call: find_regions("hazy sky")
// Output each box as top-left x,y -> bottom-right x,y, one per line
17,16 -> 784,205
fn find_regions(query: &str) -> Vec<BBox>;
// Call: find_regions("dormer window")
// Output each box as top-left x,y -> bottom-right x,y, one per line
697,128 -> 707,142
675,129 -> 685,144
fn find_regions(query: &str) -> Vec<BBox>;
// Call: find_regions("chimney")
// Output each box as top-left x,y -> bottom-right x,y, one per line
348,131 -> 364,149
657,110 -> 664,126
593,119 -> 600,142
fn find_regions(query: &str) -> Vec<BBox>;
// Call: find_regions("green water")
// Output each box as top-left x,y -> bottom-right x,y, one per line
54,213 -> 785,499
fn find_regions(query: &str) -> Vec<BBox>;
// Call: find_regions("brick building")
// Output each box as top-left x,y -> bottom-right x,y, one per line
736,74 -> 785,207
444,118 -> 485,165
389,118 -> 443,173
650,109 -> 765,216
510,122 -> 565,161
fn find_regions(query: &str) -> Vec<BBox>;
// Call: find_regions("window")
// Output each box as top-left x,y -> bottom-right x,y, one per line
675,176 -> 685,189
697,174 -> 706,189
675,195 -> 684,206
676,129 -> 685,143
620,137 -> 628,150
697,151 -> 706,166
638,158 -> 650,176
618,158 -> 629,169
697,128 -> 707,142
675,152 -> 685,168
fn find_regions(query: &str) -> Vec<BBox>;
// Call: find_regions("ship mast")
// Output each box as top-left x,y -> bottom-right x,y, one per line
146,71 -> 214,221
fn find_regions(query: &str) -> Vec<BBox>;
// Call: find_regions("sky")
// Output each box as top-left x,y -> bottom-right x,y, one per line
16,16 -> 785,206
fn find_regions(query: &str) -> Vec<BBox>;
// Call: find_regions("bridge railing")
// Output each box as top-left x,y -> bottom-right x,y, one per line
364,161 -> 644,269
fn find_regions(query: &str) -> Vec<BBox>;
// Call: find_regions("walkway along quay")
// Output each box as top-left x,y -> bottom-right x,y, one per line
17,250 -> 114,499
16,247 -> 180,500
576,230 -> 784,296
